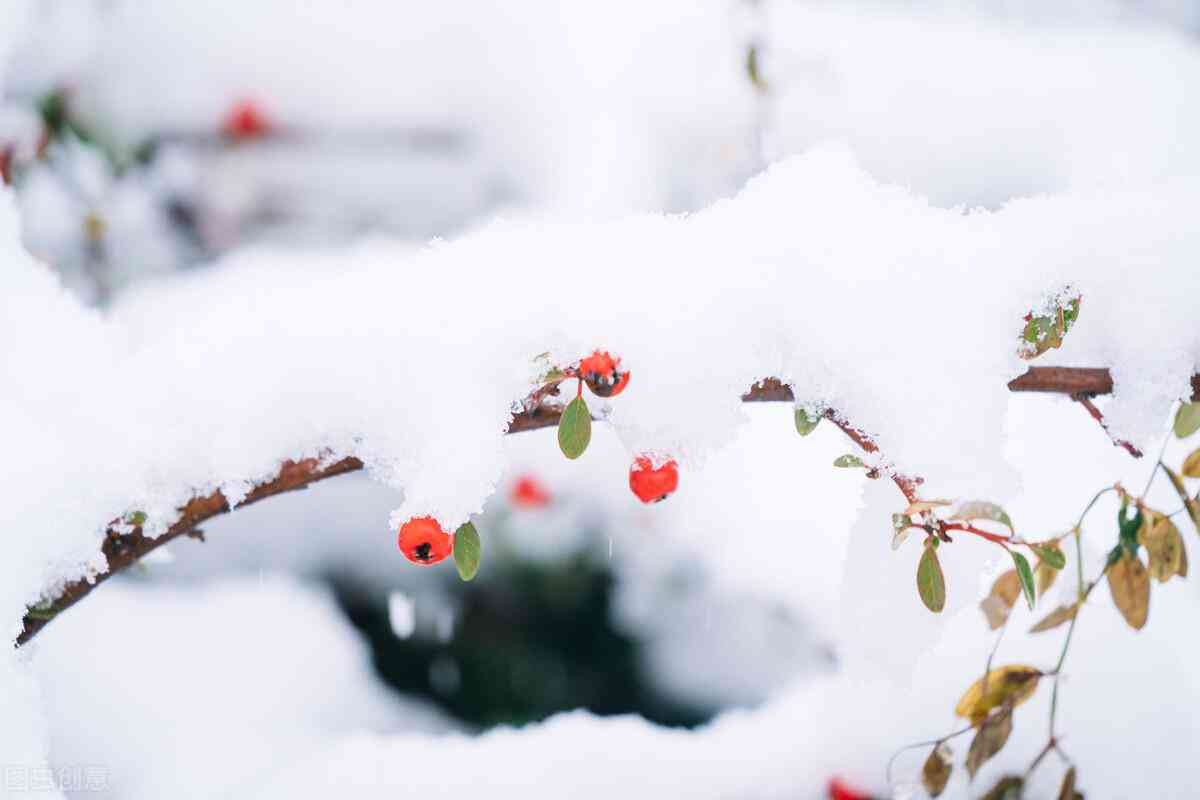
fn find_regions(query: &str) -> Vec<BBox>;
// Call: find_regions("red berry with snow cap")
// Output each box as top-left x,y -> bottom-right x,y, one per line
578,350 -> 630,398
397,516 -> 453,565
629,456 -> 679,503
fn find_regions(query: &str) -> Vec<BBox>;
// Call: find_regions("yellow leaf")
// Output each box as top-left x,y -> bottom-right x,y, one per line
1029,603 -> 1079,633
954,665 -> 1042,723
1035,559 -> 1060,596
1184,447 -> 1200,478
905,499 -> 953,515
1161,464 -> 1200,534
922,743 -> 953,798
967,706 -> 1013,779
979,570 -> 1021,630
1058,767 -> 1078,800
980,776 -> 1024,800
1138,512 -> 1185,583
1107,552 -> 1150,630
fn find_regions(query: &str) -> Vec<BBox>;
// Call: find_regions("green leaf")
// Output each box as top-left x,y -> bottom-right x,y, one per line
453,521 -> 481,581
1020,295 -> 1080,360
794,407 -> 820,436
1011,551 -> 1036,610
1118,505 -> 1143,556
127,511 -> 147,526
891,514 -> 914,550
950,500 -> 1014,533
833,454 -> 864,468
1031,543 -> 1066,570
1175,402 -> 1200,439
557,396 -> 591,459
917,543 -> 946,613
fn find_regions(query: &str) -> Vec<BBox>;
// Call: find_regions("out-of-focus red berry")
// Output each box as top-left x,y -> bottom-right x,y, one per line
397,516 -> 453,565
629,456 -> 679,503
578,350 -> 630,398
510,474 -> 552,508
223,100 -> 271,141
827,776 -> 872,800
0,145 -> 12,186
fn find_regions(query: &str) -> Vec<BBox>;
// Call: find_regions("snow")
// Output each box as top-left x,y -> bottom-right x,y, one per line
5,144 -> 1200,796
7,145 -> 1199,637
3,2 -> 1200,797
31,576 -> 455,799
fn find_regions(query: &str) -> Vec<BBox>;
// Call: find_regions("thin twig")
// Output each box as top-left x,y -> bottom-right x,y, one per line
1141,419 -> 1175,497
1071,394 -> 1142,458
884,724 -> 975,788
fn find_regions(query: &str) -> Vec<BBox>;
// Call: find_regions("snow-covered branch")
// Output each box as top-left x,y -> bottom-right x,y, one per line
20,367 -> 1197,646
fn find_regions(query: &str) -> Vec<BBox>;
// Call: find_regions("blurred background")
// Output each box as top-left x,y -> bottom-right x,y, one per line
7,2 -> 1200,797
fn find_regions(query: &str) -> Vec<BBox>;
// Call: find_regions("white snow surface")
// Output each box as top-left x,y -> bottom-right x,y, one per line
29,576 -> 454,800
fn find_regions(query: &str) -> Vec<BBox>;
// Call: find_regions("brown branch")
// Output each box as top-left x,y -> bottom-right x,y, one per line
1008,366 -> 1200,401
17,456 -> 365,645
19,366 -> 1190,646
1007,366 -> 1114,395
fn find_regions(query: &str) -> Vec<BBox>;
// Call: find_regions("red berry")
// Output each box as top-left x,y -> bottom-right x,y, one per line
629,456 -> 679,503
510,474 -> 552,508
827,777 -> 872,800
397,516 -> 453,565
578,350 -> 630,398
0,145 -> 12,186
223,100 -> 271,141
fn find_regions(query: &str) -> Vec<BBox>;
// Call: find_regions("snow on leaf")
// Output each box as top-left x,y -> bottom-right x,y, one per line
950,501 -> 1014,533
793,407 -> 820,436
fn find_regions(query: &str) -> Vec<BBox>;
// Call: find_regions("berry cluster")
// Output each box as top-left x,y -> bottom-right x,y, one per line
555,350 -> 679,504
395,349 -> 681,578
